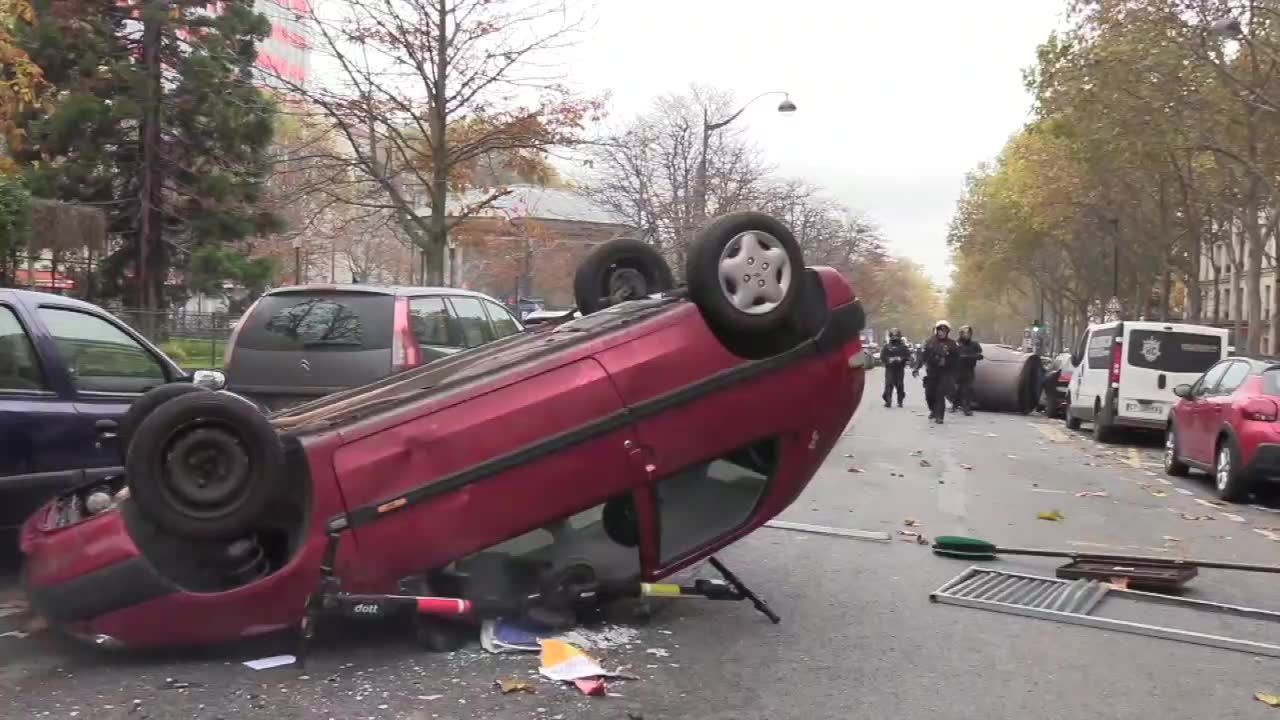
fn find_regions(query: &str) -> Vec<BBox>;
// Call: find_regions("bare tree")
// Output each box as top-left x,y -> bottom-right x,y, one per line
582,86 -> 772,268
261,0 -> 602,284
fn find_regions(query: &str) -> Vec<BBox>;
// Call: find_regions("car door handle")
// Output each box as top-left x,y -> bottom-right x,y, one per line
1158,374 -> 1167,390
95,419 -> 119,442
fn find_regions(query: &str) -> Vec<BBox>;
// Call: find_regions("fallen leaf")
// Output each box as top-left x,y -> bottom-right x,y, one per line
919,459 -> 932,467
903,518 -> 918,527
1221,512 -> 1247,523
959,463 -> 973,470
1075,491 -> 1109,498
1174,488 -> 1195,496
847,467 -> 864,474
909,449 -> 923,457
1037,509 -> 1066,521
1257,692 -> 1280,708
1149,489 -> 1168,498
843,453 -> 854,458
1163,535 -> 1182,542
496,678 -> 535,694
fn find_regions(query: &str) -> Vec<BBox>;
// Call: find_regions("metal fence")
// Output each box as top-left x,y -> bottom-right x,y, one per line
111,308 -> 241,368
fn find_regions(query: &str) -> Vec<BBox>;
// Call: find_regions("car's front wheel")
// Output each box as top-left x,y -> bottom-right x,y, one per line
1214,435 -> 1252,502
1065,403 -> 1082,430
573,238 -> 675,315
126,391 -> 284,540
1164,423 -> 1189,477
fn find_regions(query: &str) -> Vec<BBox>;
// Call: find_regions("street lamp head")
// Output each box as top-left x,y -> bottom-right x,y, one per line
777,95 -> 797,113
1211,16 -> 1244,39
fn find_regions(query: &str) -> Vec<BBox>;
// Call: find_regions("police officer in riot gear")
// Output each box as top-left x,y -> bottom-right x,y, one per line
953,325 -> 984,416
879,328 -> 912,408
913,320 -> 959,424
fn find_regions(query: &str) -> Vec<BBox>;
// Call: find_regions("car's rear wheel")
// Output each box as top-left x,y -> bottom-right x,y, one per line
686,211 -> 806,338
1164,423 -> 1189,477
1065,403 -> 1082,430
120,383 -> 208,458
573,238 -> 675,315
1214,435 -> 1252,502
125,391 -> 283,541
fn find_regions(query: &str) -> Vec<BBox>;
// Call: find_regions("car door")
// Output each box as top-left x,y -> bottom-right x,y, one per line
1206,359 -> 1251,440
0,302 -> 88,529
34,305 -> 173,475
1078,326 -> 1117,420
1183,360 -> 1231,463
408,296 -> 466,362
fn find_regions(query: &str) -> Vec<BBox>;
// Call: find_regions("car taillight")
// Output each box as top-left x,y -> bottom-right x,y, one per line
391,297 -> 421,373
1243,398 -> 1279,422
222,296 -> 262,368
1060,371 -> 1072,382
1109,341 -> 1122,386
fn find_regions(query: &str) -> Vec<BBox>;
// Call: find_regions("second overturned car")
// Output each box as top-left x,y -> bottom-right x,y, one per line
20,211 -> 868,651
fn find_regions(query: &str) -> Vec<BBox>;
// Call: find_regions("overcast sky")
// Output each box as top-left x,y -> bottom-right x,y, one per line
561,0 -> 1068,285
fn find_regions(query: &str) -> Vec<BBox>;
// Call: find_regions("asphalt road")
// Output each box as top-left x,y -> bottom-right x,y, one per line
7,366 -> 1280,719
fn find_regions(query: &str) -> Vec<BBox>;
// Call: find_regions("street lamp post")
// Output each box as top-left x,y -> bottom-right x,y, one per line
292,237 -> 303,285
694,91 -> 796,222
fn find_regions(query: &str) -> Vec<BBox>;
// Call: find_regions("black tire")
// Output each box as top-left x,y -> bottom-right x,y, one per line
125,391 -> 284,541
1164,423 -> 1190,477
1065,403 -> 1082,430
120,383 -> 206,458
686,211 -> 806,337
1214,435 -> 1252,502
1092,414 -> 1112,442
573,238 -> 675,315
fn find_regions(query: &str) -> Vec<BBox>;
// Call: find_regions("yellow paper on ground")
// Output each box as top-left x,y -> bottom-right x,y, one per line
538,639 -> 606,682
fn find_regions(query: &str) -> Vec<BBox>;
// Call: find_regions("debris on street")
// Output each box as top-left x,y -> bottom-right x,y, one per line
1037,509 -> 1066,521
243,655 -> 296,671
764,520 -> 891,542
1075,491 -> 1109,498
919,459 -> 932,467
1221,512 -> 1247,523
1031,488 -> 1069,494
1180,513 -> 1214,521
847,466 -> 865,473
910,449 -> 923,457
539,640 -> 607,682
960,463 -> 973,470
1162,536 -> 1182,543
1175,488 -> 1195,496
645,648 -> 670,658
1254,528 -> 1280,542
1256,692 -> 1280,708
573,678 -> 607,696
904,518 -> 919,527
898,530 -> 927,544
1195,498 -> 1227,509
496,678 -> 535,694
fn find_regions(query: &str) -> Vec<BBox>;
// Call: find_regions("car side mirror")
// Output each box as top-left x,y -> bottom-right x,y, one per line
1173,384 -> 1192,398
191,369 -> 227,390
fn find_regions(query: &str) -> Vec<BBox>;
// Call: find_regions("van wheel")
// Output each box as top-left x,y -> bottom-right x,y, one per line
686,211 -> 805,338
1214,435 -> 1252,502
120,383 -> 208,458
1065,404 -> 1082,430
573,238 -> 675,315
1164,423 -> 1189,477
125,391 -> 283,541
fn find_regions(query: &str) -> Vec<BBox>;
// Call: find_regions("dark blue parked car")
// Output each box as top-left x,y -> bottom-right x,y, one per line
0,290 -> 189,538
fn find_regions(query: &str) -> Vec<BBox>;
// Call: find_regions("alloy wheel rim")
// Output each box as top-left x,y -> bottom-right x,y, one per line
1217,447 -> 1231,491
1165,431 -> 1175,469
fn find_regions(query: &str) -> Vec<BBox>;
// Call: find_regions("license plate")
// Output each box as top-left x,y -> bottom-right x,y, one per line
1125,402 -> 1165,415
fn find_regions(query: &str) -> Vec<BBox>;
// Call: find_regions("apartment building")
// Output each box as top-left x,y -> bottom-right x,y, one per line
1198,227 -> 1278,353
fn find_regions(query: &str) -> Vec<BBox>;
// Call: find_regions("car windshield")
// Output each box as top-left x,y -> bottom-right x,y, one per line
238,293 -> 394,352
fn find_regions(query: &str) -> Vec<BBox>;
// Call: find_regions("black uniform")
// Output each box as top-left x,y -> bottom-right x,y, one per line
954,339 -> 984,415
879,340 -> 912,406
916,336 -> 959,421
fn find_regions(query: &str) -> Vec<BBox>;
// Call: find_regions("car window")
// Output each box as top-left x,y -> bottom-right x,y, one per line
1086,328 -> 1116,369
236,293 -> 395,352
1216,360 -> 1251,395
449,296 -> 495,348
37,307 -> 165,393
1262,368 -> 1280,396
0,305 -> 46,391
409,297 -> 459,347
1126,330 -> 1223,374
484,301 -> 522,338
1194,361 -> 1231,397
656,439 -> 777,564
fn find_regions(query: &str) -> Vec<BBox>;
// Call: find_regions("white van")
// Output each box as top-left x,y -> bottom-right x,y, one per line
1065,321 -> 1230,440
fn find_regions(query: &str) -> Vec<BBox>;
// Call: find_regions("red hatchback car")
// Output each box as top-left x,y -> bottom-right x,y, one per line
19,212 -> 867,651
1165,356 -> 1280,501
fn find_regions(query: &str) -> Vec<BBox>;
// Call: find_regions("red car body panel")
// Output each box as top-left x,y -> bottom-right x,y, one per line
1170,368 -> 1280,475
20,267 -> 865,649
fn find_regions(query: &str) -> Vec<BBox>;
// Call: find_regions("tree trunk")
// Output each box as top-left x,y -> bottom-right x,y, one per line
139,2 -> 164,312
425,0 -> 451,286
1246,195 -> 1264,354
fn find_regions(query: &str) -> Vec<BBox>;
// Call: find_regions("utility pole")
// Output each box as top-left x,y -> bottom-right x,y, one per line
693,92 -> 796,223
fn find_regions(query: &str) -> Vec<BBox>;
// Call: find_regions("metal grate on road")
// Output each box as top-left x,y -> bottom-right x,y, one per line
930,566 -> 1280,658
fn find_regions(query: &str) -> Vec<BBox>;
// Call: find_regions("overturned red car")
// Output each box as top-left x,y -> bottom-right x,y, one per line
19,212 -> 867,652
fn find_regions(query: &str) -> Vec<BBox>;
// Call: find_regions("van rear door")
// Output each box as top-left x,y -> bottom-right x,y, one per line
1116,325 -> 1227,424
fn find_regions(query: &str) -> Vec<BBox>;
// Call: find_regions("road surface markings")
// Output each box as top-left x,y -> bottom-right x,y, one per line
1033,424 -> 1070,443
